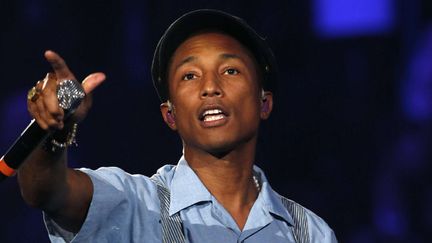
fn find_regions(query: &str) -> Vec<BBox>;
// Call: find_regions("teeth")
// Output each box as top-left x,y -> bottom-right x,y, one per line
203,109 -> 222,116
204,114 -> 225,122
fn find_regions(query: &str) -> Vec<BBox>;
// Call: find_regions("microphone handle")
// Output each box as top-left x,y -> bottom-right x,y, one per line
0,79 -> 85,181
0,120 -> 51,181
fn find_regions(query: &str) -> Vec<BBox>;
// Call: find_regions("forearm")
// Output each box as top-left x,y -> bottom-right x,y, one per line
17,137 -> 93,233
17,138 -> 69,211
18,120 -> 79,208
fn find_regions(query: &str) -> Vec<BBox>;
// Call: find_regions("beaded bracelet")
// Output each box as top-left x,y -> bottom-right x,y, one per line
43,123 -> 78,153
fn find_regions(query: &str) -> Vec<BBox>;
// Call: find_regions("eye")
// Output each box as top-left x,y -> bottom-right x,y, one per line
182,73 -> 197,81
223,68 -> 239,75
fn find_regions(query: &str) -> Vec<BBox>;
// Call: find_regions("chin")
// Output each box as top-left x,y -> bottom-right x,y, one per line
206,144 -> 234,158
182,128 -> 258,158
201,135 -> 256,158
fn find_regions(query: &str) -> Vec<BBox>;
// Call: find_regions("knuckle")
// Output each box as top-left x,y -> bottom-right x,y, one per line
45,104 -> 60,115
46,119 -> 60,129
36,120 -> 48,130
50,58 -> 64,67
27,106 -> 35,116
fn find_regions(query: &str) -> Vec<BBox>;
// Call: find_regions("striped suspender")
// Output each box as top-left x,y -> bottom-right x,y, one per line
151,176 -> 309,243
281,196 -> 311,243
150,176 -> 185,243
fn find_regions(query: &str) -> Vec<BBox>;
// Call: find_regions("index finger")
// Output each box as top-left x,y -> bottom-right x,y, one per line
44,50 -> 76,81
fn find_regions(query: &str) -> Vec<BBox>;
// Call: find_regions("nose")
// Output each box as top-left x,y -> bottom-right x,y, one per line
200,73 -> 223,98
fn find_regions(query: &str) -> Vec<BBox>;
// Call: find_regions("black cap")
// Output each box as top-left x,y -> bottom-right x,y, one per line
151,9 -> 277,102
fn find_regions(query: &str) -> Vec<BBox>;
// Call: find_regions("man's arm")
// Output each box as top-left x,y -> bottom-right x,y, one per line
17,51 -> 105,233
18,145 -> 93,233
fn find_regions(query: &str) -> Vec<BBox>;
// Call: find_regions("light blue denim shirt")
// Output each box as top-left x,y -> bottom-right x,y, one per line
44,156 -> 337,242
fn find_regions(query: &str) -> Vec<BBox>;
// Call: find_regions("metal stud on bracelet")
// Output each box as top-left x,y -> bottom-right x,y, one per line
44,123 -> 78,153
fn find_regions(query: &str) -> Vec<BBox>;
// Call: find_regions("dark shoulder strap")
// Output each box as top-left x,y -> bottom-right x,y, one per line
281,196 -> 310,243
150,176 -> 185,243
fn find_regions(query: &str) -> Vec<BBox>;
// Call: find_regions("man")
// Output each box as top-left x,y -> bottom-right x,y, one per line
18,9 -> 337,242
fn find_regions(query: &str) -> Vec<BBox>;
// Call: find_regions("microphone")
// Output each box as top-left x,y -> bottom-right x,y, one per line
0,79 -> 85,181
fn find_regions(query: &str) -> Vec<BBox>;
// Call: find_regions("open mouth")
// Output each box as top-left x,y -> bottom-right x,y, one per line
200,109 -> 226,122
198,106 -> 229,127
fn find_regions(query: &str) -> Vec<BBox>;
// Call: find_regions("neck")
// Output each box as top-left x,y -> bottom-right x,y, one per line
183,140 -> 259,230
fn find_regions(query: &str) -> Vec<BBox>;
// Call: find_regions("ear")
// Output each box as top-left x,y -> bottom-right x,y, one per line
260,91 -> 273,120
160,102 -> 177,131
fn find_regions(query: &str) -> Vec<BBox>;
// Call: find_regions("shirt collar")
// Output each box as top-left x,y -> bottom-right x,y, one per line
169,156 -> 212,216
169,156 -> 295,226
253,165 -> 294,226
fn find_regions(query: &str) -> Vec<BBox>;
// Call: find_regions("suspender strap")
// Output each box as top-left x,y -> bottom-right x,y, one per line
151,175 -> 309,243
150,176 -> 186,243
281,196 -> 310,243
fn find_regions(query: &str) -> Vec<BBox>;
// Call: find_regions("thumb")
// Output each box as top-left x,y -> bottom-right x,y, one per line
81,72 -> 106,94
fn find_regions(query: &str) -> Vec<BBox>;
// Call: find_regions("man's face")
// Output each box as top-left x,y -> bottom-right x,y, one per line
162,31 -> 272,156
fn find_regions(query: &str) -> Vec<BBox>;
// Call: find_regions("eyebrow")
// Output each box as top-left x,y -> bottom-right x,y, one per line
175,56 -> 196,70
174,53 -> 243,70
219,53 -> 241,60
